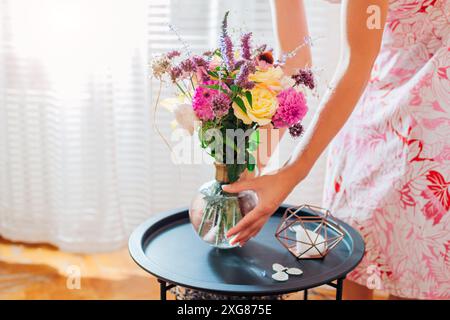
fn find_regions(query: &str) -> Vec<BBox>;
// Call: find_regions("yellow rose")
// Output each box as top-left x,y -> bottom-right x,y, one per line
233,85 -> 277,126
248,66 -> 284,92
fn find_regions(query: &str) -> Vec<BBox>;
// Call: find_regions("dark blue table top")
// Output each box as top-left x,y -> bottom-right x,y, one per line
129,205 -> 364,296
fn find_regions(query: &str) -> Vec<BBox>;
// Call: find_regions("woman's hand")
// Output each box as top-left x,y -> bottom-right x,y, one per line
222,166 -> 305,246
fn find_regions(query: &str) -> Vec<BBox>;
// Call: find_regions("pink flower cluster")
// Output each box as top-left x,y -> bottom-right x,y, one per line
272,88 -> 308,129
192,86 -> 214,120
192,82 -> 231,121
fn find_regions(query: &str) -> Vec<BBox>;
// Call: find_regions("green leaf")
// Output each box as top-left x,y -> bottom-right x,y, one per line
227,163 -> 247,183
204,84 -> 220,90
203,84 -> 229,95
246,153 -> 256,172
248,130 -> 260,152
207,70 -> 219,78
198,122 -> 217,148
233,97 -> 247,113
248,142 -> 258,152
245,91 -> 253,107
250,129 -> 260,144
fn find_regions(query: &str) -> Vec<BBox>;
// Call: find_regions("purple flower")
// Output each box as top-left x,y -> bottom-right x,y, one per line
211,93 -> 231,117
241,32 -> 252,60
220,12 -> 235,71
234,60 -> 246,71
255,44 -> 267,54
289,123 -> 304,138
169,66 -> 183,82
180,58 -> 197,73
192,55 -> 209,69
202,50 -> 214,57
292,69 -> 315,90
221,11 -> 230,37
221,35 -> 235,71
272,88 -> 308,128
167,50 -> 181,59
234,61 -> 256,90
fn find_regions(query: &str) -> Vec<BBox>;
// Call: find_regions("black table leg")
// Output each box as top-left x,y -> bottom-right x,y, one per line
303,289 -> 308,300
336,278 -> 344,301
158,279 -> 167,300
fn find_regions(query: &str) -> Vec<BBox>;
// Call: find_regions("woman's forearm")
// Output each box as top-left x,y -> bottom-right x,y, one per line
286,58 -> 375,179
257,0 -> 312,173
224,0 -> 389,246
271,0 -> 312,74
283,0 -> 389,183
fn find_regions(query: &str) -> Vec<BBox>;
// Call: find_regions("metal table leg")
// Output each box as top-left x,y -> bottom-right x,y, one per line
303,289 -> 308,300
158,280 -> 176,300
336,278 -> 344,300
158,279 -> 168,300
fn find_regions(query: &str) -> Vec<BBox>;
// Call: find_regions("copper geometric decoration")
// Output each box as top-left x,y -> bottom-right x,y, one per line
275,205 -> 345,259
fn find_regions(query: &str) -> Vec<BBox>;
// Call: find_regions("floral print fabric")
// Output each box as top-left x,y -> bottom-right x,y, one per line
323,0 -> 450,299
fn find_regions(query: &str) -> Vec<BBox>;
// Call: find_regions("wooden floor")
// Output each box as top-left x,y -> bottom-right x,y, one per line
0,237 -> 386,300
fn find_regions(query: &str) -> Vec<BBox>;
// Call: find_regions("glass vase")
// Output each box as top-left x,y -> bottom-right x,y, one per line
189,163 -> 257,249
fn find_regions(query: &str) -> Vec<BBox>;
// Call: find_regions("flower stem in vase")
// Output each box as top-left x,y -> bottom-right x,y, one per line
198,203 -> 211,237
215,210 -> 223,246
191,162 -> 256,248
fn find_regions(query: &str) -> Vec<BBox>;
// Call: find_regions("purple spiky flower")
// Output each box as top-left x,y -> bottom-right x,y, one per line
220,11 -> 235,71
235,61 -> 256,90
241,32 -> 252,60
221,11 -> 230,37
234,60 -> 246,70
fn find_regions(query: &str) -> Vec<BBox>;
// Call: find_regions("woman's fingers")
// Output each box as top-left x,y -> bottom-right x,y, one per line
230,228 -> 255,246
221,177 -> 256,194
227,205 -> 271,246
226,206 -> 262,239
231,223 -> 261,246
232,220 -> 265,246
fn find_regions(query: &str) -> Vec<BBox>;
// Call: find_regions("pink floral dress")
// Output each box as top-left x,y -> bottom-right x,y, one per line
323,0 -> 450,299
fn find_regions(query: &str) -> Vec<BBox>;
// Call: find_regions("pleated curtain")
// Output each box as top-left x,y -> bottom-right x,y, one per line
0,0 -> 340,252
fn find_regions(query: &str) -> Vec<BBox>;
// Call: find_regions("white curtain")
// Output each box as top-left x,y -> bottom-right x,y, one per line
0,0 -> 340,252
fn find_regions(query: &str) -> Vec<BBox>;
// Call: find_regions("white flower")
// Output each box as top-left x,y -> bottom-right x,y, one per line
173,103 -> 199,135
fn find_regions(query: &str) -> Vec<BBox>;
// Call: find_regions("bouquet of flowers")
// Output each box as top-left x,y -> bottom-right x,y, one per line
151,12 -> 315,248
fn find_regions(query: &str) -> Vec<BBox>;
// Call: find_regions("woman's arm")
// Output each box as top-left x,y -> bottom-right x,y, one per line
271,0 -> 312,74
224,0 -> 389,246
255,0 -> 312,173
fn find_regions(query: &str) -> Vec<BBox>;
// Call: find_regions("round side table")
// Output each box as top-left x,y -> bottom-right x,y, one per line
129,205 -> 365,300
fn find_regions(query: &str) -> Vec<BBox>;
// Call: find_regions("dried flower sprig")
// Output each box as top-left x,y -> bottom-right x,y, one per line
235,61 -> 256,90
241,32 -> 253,60
220,11 -> 235,71
151,55 -> 171,80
